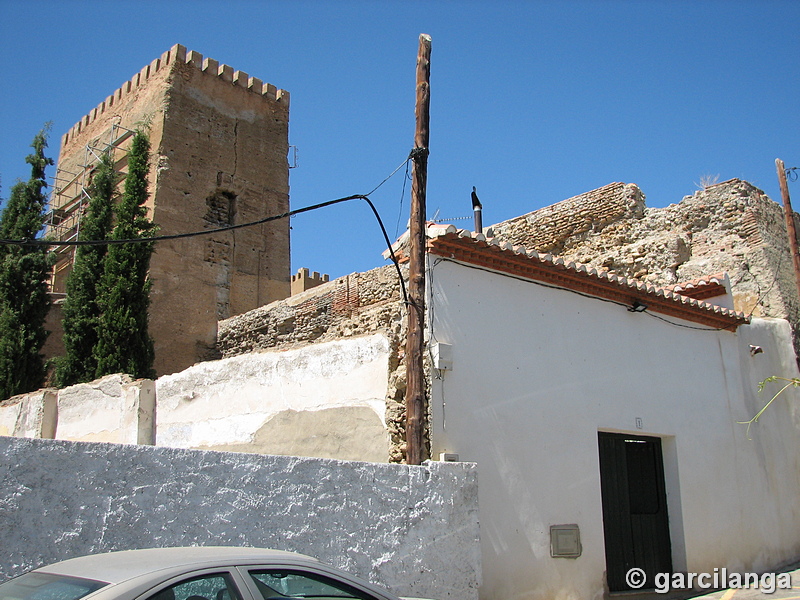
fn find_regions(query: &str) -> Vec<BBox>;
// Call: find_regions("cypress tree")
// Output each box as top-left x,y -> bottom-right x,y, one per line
0,128 -> 53,399
93,130 -> 157,379
56,152 -> 116,386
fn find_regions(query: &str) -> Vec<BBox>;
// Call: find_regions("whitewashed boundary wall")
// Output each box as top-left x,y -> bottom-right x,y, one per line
0,337 -> 392,461
0,437 -> 481,600
0,389 -> 56,439
155,334 -> 390,460
0,374 -> 154,444
55,374 -> 155,444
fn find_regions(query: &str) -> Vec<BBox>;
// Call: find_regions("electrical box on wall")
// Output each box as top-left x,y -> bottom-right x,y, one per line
550,524 -> 582,558
432,342 -> 453,370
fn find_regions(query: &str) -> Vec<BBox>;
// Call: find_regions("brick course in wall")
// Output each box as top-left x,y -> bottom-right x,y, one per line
490,182 -> 646,254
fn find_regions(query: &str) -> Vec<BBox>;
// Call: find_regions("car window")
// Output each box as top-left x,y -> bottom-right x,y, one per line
146,573 -> 240,600
248,570 -> 375,600
0,573 -> 107,600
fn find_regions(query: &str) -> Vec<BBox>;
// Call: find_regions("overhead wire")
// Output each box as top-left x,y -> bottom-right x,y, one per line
429,256 -> 737,333
5,148 -> 761,331
0,154 -> 415,304
394,160 -> 412,238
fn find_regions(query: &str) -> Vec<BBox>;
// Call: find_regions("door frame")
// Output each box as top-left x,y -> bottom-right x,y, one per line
598,431 -> 674,592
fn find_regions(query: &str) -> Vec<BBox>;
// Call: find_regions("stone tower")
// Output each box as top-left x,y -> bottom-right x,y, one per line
46,44 -> 291,375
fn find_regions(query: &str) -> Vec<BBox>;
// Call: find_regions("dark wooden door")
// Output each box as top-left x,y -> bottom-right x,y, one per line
598,432 -> 673,591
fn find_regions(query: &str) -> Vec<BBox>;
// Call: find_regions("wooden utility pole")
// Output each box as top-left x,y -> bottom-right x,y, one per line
776,158 -> 800,298
405,34 -> 431,466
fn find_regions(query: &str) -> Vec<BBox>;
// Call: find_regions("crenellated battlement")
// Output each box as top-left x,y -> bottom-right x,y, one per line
49,44 -> 292,377
61,44 -> 289,148
291,267 -> 331,296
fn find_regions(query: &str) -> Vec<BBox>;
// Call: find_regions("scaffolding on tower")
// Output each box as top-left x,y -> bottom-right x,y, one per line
46,123 -> 135,293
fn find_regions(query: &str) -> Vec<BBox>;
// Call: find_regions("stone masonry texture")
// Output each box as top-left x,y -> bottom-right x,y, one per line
217,178 -> 800,465
218,264 -> 420,463
0,436 -> 481,600
491,179 -> 800,355
46,45 -> 291,376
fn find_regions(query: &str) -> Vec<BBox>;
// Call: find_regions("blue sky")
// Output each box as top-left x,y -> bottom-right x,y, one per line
1,0 -> 797,280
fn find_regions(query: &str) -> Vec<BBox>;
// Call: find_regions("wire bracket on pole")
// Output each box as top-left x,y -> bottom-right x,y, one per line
409,147 -> 429,160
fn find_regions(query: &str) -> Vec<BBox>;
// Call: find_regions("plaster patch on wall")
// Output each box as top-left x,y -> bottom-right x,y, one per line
156,334 -> 391,458
203,406 -> 388,462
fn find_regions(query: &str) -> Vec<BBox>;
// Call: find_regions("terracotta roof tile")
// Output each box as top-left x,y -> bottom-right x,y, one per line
665,273 -> 728,300
425,227 -> 749,331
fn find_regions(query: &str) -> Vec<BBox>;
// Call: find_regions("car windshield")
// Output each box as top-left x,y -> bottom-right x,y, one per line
0,573 -> 108,600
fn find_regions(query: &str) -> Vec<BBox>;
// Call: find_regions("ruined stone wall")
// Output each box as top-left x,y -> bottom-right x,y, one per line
47,45 -> 291,376
218,265 -> 406,353
219,264 -> 414,462
490,182 -> 646,253
491,179 -> 800,353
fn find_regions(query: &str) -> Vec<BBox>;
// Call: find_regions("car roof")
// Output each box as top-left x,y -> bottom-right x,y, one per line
36,546 -> 319,584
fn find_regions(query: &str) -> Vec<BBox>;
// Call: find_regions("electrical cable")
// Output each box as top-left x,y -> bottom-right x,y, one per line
3,155 -> 414,248
1,155 -> 414,304
2,195 -> 365,246
741,243 -> 784,321
365,156 -> 413,197
394,160 -> 412,238
429,256 -> 735,333
641,310 -> 733,331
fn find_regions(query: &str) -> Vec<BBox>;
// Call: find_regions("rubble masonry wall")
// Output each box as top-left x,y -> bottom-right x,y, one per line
218,264 -> 414,462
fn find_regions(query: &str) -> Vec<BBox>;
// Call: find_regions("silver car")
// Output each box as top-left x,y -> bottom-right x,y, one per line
0,547 -> 432,600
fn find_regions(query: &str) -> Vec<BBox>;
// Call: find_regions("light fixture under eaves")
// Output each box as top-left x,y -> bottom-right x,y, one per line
628,301 -> 648,313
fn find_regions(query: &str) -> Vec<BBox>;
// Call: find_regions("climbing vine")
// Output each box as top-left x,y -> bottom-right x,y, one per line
738,375 -> 800,438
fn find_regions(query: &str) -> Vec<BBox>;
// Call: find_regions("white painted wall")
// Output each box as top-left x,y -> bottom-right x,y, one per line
0,389 -> 57,438
156,334 -> 391,461
427,257 -> 800,600
55,375 -> 154,444
0,437 -> 481,600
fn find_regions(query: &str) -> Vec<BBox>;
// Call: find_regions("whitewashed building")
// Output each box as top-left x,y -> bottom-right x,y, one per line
424,225 -> 800,600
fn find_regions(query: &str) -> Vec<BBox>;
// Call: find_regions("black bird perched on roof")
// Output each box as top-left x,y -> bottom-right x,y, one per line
471,186 -> 482,209
471,186 -> 483,234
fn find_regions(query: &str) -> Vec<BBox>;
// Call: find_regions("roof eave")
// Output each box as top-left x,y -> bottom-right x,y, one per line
427,233 -> 749,332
